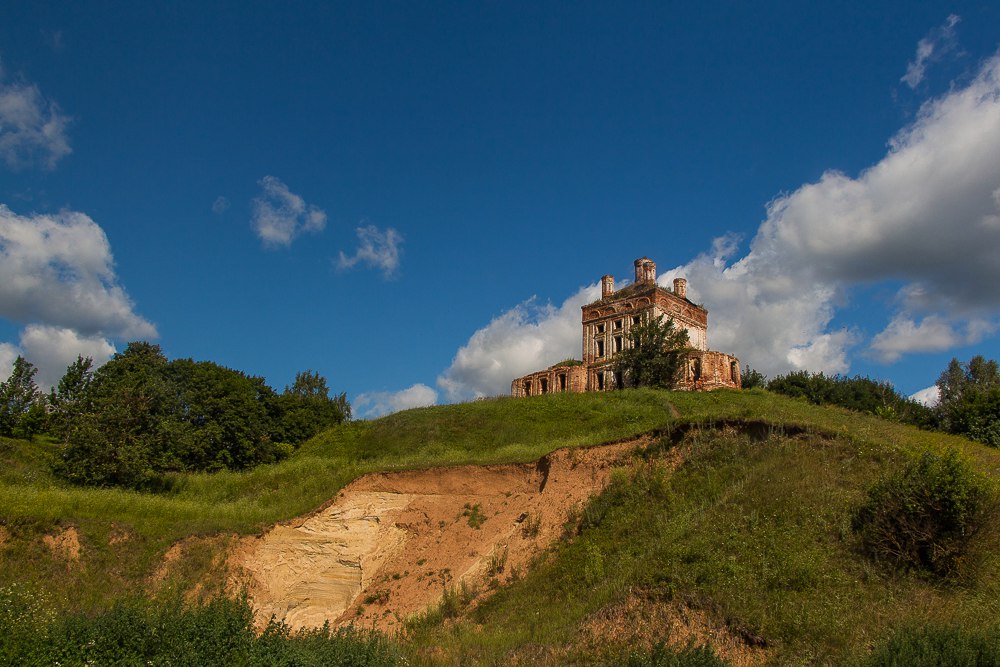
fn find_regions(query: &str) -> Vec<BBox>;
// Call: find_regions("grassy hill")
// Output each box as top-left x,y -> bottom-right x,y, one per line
1,388 -> 998,664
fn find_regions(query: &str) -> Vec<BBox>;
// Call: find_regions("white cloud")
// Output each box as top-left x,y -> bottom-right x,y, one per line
336,225 -> 403,278
662,52 -> 1000,376
0,64 -> 72,170
868,315 -> 996,363
0,204 -> 157,339
354,383 -> 438,418
0,342 -> 16,381
901,14 -> 961,89
436,51 -> 1000,400
17,325 -> 115,390
910,385 -> 940,407
211,196 -> 230,215
251,176 -> 326,247
437,284 -> 600,401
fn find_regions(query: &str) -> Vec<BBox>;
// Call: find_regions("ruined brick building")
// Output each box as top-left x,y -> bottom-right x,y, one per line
511,257 -> 741,396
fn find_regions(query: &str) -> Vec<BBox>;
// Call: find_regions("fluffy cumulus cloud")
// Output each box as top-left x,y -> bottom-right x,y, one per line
657,52 -> 1000,377
251,176 -> 326,247
354,383 -> 439,418
436,51 -> 1000,401
0,342 -> 17,381
11,325 -> 115,390
901,14 -> 961,89
0,205 -> 157,339
0,63 -> 72,170
437,284 -> 600,401
869,315 -> 996,363
336,225 -> 403,278
910,385 -> 941,408
0,204 -> 150,389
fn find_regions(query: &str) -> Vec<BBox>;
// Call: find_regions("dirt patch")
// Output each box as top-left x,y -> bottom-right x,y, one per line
153,535 -> 232,601
109,525 -> 133,545
0,525 -> 8,549
231,438 -> 654,632
151,543 -> 185,586
577,591 -> 768,665
43,526 -> 81,562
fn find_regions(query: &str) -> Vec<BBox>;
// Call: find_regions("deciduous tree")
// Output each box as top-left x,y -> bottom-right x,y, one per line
936,355 -> 1000,446
613,315 -> 689,389
0,356 -> 43,438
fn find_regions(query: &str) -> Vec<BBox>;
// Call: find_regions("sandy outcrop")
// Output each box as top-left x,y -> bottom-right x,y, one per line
232,437 -> 655,632
43,526 -> 81,562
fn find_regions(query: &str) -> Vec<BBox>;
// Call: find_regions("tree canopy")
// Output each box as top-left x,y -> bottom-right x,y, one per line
935,355 -> 1000,446
48,343 -> 352,489
0,356 -> 44,439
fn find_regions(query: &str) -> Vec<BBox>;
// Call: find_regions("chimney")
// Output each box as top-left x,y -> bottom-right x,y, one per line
601,275 -> 614,299
673,278 -> 687,299
634,257 -> 656,284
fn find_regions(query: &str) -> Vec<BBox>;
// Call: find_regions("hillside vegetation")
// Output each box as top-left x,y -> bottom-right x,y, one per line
1,388 -> 998,665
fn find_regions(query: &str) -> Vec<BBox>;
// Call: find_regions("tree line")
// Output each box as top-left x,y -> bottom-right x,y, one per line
0,342 -> 350,489
601,312 -> 999,448
743,356 -> 1000,447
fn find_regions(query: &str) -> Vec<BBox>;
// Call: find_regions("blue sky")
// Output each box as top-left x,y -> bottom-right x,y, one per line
1,2 -> 999,416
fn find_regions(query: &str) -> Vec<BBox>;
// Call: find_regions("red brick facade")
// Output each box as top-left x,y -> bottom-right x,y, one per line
511,257 -> 741,396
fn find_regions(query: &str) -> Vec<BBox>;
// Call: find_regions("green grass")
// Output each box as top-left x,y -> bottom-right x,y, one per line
405,423 -> 999,664
1,388 -> 998,664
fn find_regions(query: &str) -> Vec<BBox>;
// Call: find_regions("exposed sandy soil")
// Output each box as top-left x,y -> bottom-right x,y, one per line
108,524 -> 133,545
43,526 -> 81,561
231,437 -> 654,632
151,542 -> 185,585
152,534 -> 232,602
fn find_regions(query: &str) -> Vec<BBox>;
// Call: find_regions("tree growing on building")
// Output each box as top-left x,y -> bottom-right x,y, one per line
613,315 -> 690,389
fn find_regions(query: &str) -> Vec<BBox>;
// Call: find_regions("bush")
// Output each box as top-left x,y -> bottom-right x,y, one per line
851,449 -> 992,577
766,371 -> 935,427
625,641 -> 729,666
0,590 -> 398,666
860,624 -> 1000,666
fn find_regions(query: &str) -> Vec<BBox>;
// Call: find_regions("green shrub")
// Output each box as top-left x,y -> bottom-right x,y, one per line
859,624 -> 1000,666
462,502 -> 486,529
851,449 -> 992,577
624,640 -> 729,666
0,590 -> 398,666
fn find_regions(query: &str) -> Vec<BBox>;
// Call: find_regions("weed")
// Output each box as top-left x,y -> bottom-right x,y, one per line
363,589 -> 390,605
462,503 -> 486,529
522,512 -> 542,538
486,545 -> 508,578
859,624 -> 1000,666
625,640 -> 729,666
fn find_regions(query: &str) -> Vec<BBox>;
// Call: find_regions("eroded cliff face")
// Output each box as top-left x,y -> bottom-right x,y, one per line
230,437 -> 658,632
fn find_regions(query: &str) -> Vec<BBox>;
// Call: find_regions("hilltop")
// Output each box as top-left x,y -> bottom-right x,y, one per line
1,389 -> 998,664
